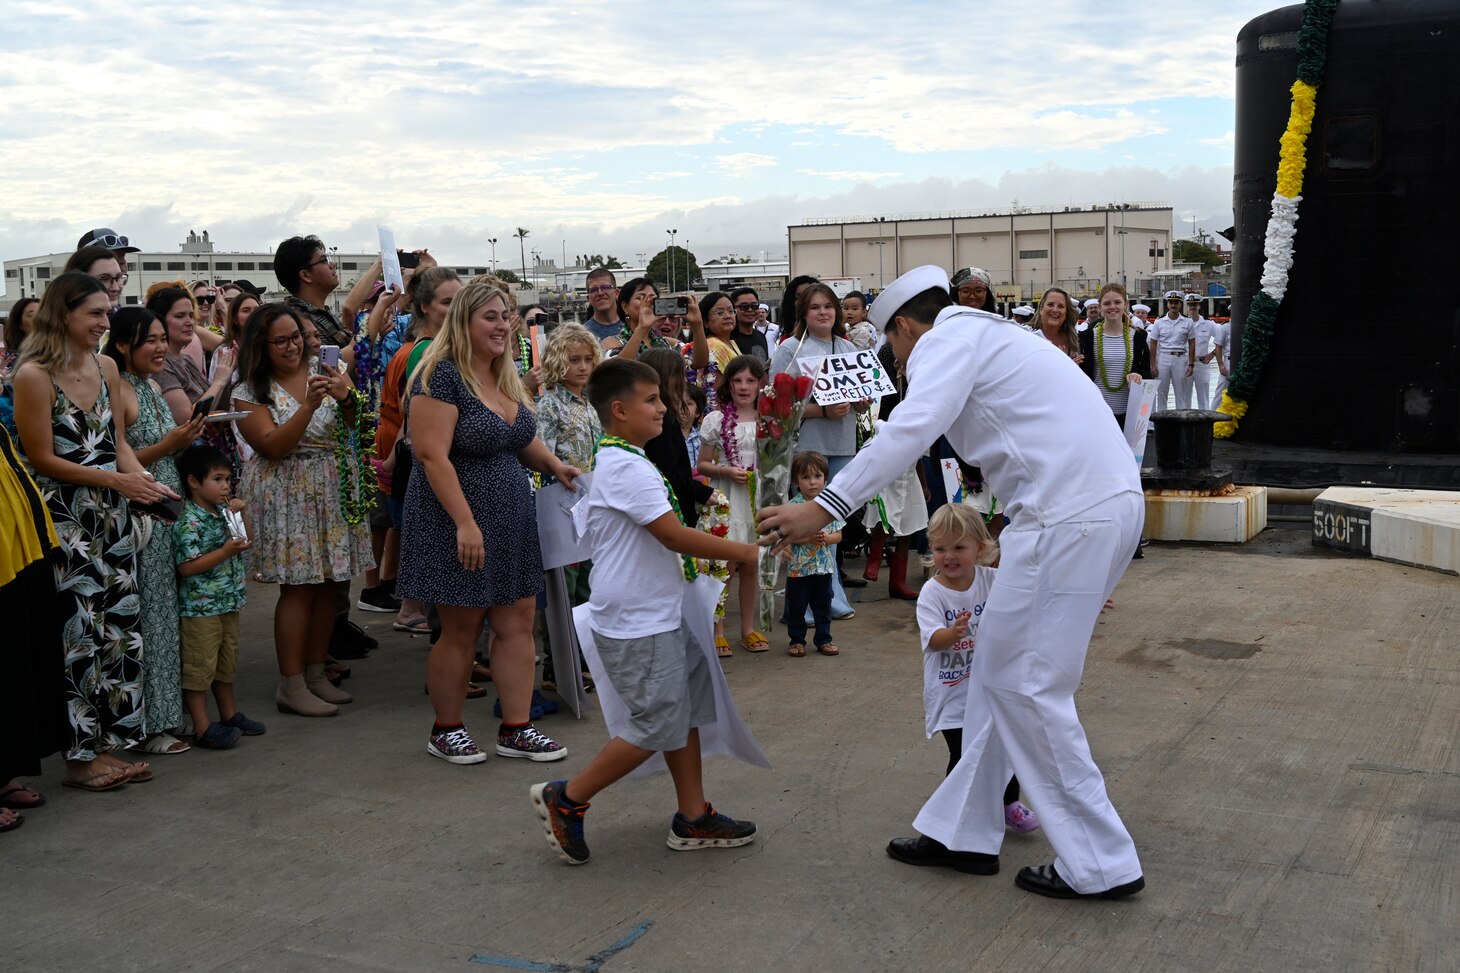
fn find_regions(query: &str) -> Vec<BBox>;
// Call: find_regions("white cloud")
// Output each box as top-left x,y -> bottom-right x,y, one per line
0,0 -> 1275,267
1200,131 -> 1237,146
796,169 -> 905,183
714,153 -> 779,176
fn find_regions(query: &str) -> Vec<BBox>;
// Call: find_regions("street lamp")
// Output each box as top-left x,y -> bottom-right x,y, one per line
487,238 -> 498,273
666,229 -> 677,290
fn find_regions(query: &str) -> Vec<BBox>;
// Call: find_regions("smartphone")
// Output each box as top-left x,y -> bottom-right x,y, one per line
190,395 -> 215,420
397,250 -> 420,269
205,411 -> 250,423
319,344 -> 341,373
653,296 -> 689,317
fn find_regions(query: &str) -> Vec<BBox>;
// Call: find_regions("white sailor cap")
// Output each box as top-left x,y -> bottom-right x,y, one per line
1184,293 -> 1202,303
757,303 -> 769,311
1163,289 -> 1183,301
1011,304 -> 1035,318
1131,303 -> 1151,313
867,265 -> 950,332
1083,298 -> 1099,309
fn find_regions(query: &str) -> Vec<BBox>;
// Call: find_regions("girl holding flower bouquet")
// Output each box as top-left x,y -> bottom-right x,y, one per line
697,355 -> 768,654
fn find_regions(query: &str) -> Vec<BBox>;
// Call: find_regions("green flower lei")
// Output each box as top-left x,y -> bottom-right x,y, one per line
1094,322 -> 1132,393
333,388 -> 377,525
594,434 -> 698,582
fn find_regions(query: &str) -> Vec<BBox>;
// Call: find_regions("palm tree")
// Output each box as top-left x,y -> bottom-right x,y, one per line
514,227 -> 530,283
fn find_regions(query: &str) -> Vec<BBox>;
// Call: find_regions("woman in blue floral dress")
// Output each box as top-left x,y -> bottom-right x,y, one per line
109,308 -> 208,753
12,272 -> 180,790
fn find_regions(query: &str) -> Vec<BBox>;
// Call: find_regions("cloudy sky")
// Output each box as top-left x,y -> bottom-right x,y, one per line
2,0 -> 1281,267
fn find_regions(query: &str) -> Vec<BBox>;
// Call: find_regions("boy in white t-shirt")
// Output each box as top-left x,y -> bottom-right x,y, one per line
890,505 -> 1041,874
531,358 -> 764,866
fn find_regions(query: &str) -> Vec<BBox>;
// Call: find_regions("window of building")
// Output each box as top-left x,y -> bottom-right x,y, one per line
142,261 -> 161,271
1018,249 -> 1049,259
1147,248 -> 1167,258
125,295 -> 139,305
215,262 -> 232,271
191,262 -> 208,271
238,261 -> 255,270
4,269 -> 15,278
342,262 -> 358,271
166,261 -> 185,271
35,267 -> 50,279
260,262 -> 273,270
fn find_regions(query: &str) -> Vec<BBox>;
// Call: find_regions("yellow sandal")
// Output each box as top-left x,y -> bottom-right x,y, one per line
740,631 -> 770,653
715,636 -> 733,658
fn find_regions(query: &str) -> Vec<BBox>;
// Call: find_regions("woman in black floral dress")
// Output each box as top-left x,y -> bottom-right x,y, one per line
12,272 -> 178,790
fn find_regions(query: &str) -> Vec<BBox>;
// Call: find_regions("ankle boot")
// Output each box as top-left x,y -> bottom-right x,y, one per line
276,674 -> 339,717
304,664 -> 353,704
863,533 -> 886,582
888,549 -> 919,601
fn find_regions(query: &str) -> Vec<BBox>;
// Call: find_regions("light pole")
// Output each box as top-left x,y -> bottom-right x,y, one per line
666,229 -> 677,289
487,238 -> 498,273
532,249 -> 542,292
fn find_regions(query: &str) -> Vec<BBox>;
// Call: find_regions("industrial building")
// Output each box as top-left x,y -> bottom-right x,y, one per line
788,204 -> 1175,300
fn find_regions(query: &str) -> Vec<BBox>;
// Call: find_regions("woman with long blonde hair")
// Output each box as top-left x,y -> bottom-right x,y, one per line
1031,287 -> 1082,364
398,280 -> 581,766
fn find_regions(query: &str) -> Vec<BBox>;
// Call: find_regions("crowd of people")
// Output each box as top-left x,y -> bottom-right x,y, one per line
0,233 -> 1150,901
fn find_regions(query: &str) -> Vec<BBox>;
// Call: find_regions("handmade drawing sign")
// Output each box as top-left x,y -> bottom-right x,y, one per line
809,350 -> 898,405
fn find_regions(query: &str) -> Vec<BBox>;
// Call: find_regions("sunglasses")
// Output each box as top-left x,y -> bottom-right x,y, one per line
87,231 -> 130,249
197,295 -> 217,305
734,303 -> 758,311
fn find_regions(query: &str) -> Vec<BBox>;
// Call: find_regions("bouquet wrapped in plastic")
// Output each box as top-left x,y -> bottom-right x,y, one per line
753,371 -> 816,631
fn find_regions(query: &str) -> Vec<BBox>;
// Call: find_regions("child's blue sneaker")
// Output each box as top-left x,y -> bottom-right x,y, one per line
223,712 -> 266,736
667,804 -> 757,851
530,781 -> 589,865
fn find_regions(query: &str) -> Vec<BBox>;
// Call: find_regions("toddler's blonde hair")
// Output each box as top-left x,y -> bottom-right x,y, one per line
927,504 -> 999,566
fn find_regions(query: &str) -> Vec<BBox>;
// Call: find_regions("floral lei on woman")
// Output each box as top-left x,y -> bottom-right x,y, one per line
1094,321 -> 1132,394
1215,0 -> 1336,438
720,398 -> 746,473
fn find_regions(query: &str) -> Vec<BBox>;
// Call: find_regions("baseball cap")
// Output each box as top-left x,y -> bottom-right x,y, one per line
76,228 -> 139,254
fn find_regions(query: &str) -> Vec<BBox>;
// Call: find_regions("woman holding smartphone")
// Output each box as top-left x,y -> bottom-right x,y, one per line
12,272 -> 178,789
107,307 -> 208,753
232,303 -> 374,718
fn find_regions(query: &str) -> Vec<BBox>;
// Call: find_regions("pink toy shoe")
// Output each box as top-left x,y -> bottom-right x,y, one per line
1004,801 -> 1041,834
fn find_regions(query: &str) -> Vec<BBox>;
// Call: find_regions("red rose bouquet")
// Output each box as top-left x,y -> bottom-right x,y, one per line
753,372 -> 816,629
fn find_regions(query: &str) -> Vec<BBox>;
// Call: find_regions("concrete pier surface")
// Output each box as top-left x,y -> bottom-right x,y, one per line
4,529 -> 1456,972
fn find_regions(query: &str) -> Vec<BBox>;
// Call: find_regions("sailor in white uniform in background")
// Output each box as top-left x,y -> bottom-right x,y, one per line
1186,294 -> 1219,410
1078,298 -> 1098,333
1212,315 -> 1232,406
1130,302 -> 1152,332
1148,290 -> 1194,412
759,265 -> 1146,901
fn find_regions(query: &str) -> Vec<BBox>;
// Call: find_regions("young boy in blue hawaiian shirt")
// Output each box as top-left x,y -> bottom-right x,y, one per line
174,445 -> 265,750
781,451 -> 844,657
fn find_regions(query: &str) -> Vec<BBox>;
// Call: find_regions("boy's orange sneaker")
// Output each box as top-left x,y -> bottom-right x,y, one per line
666,804 -> 756,851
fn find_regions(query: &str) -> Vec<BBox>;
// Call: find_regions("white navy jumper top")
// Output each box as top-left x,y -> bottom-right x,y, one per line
815,306 -> 1142,531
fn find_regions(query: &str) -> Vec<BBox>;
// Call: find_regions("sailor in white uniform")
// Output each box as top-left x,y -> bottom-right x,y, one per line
1185,294 -> 1220,410
1078,298 -> 1098,333
1130,303 -> 1152,331
1212,317 -> 1231,406
1148,290 -> 1194,412
759,266 -> 1146,901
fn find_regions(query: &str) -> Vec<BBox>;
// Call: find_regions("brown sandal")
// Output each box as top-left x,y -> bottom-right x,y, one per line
816,643 -> 840,656
787,643 -> 806,657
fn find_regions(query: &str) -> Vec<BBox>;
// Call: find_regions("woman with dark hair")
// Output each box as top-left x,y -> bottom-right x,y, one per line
147,287 -> 235,426
108,308 -> 208,753
778,275 -> 819,341
64,245 -> 127,310
225,289 -> 261,346
232,302 -> 373,717
696,291 -> 737,377
1078,283 -> 1152,430
12,272 -> 177,790
950,268 -> 996,313
612,280 -> 711,370
2,297 -> 40,376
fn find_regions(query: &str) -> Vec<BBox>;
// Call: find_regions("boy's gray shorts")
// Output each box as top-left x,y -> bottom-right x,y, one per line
592,622 -> 717,752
